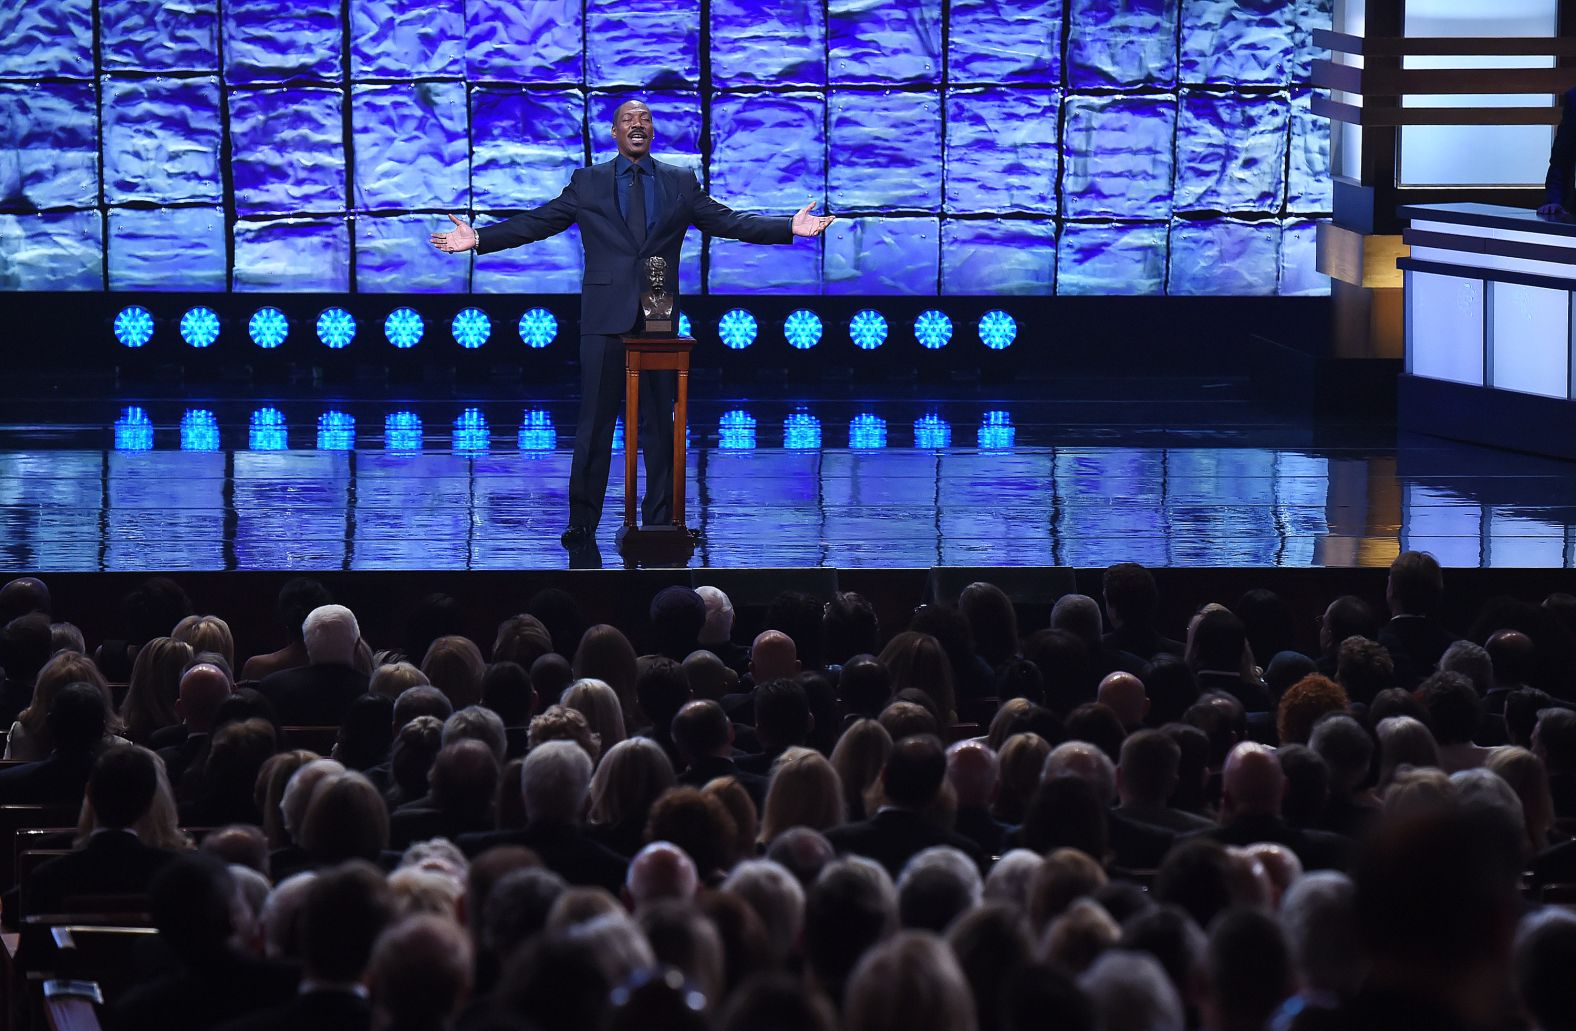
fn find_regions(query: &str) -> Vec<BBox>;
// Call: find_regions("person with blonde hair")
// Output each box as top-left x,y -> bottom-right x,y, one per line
845,930 -> 978,1031
760,747 -> 845,845
587,736 -> 675,857
368,661 -> 429,701
76,744 -> 193,853
830,718 -> 892,822
704,776 -> 761,866
1489,745 -> 1556,853
118,636 -> 195,744
421,635 -> 486,710
995,732 -> 1051,825
7,650 -> 123,760
560,678 -> 627,754
298,770 -> 389,866
527,704 -> 600,764
172,614 -> 235,671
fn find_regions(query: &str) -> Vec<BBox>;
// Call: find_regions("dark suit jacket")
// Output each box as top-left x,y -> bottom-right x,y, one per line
388,798 -> 493,849
954,806 -> 1010,859
476,157 -> 793,335
1195,670 -> 1274,713
109,950 -> 299,1031
1377,615 -> 1459,687
1116,800 -> 1216,836
215,988 -> 372,1031
258,662 -> 368,726
21,830 -> 175,917
677,755 -> 768,807
824,807 -> 987,878
1103,628 -> 1185,662
457,821 -> 628,893
1198,813 -> 1352,871
1548,86 -> 1576,208
0,748 -> 94,806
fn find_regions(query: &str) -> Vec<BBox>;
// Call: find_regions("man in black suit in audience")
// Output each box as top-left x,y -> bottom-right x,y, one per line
672,699 -> 767,807
0,612 -> 51,727
151,661 -> 232,784
946,740 -> 1010,858
1197,742 -> 1351,871
1102,562 -> 1184,661
258,604 -> 369,725
826,734 -> 985,877
735,676 -> 813,776
1044,740 -> 1176,870
388,739 -> 500,849
1115,729 -> 1216,835
1377,551 -> 1459,688
0,681 -> 105,806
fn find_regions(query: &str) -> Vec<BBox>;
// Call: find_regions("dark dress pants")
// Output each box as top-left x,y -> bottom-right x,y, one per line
568,332 -> 675,530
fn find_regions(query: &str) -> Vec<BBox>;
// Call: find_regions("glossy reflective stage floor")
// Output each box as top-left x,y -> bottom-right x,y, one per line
3,391 -> 1576,571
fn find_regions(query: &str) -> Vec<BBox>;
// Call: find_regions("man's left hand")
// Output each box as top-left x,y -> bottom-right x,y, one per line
792,201 -> 836,238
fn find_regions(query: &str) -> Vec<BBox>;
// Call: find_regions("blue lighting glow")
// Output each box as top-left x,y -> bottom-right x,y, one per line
784,411 -> 822,450
719,409 -> 757,450
783,309 -> 823,350
180,409 -> 220,451
518,308 -> 557,349
384,307 -> 424,349
718,308 -> 757,350
914,414 -> 952,448
914,310 -> 953,350
518,410 -> 557,451
248,307 -> 288,349
248,407 -> 288,450
316,410 -> 355,450
612,416 -> 623,452
453,408 -> 490,452
978,310 -> 1017,350
113,305 -> 154,349
114,406 -> 154,451
678,313 -> 691,338
452,307 -> 491,349
849,310 -> 888,350
180,306 -> 220,348
317,308 -> 357,349
978,411 -> 1016,449
849,413 -> 888,449
385,411 -> 423,451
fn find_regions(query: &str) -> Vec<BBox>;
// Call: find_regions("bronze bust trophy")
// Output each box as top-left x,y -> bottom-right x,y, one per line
639,256 -> 677,336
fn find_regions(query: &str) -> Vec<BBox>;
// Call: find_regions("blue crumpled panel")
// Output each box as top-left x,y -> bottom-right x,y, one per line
941,219 -> 1055,295
709,92 -> 825,214
466,0 -> 581,83
590,92 -> 702,174
1278,218 -> 1328,296
472,222 -> 583,293
1287,89 -> 1332,213
710,0 -> 826,87
828,91 -> 942,212
100,0 -> 218,72
1179,0 -> 1293,86
709,236 -> 821,293
472,89 -> 586,211
1167,217 -> 1280,295
0,0 -> 92,78
829,0 -> 942,83
948,0 -> 1061,84
229,88 -> 343,215
1062,95 -> 1176,219
945,88 -> 1059,215
232,217 -> 349,291
1067,0 -> 1177,88
350,0 -> 463,79
825,216 -> 939,294
356,214 -> 470,292
352,83 -> 468,212
1174,89 -> 1289,213
224,0 -> 341,83
680,226 -> 702,295
103,77 -> 222,204
586,0 -> 700,88
1291,0 -> 1333,81
108,206 -> 226,290
0,83 -> 99,210
0,212 -> 102,289
1057,222 -> 1167,295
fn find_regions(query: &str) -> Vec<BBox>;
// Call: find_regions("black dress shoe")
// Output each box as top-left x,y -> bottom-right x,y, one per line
560,525 -> 591,547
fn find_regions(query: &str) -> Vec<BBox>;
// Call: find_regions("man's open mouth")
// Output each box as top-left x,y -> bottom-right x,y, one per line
629,132 -> 647,142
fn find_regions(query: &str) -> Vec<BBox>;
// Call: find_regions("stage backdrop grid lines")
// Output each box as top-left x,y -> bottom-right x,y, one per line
0,0 -> 1332,297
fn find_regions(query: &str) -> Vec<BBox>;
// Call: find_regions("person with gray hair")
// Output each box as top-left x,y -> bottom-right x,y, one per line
983,849 -> 1042,909
259,871 -> 318,961
805,855 -> 898,1000
1077,949 -> 1185,1031
482,866 -> 567,962
1440,640 -> 1494,698
1280,870 -> 1366,1004
1451,766 -> 1530,862
455,739 -> 628,893
764,825 -> 835,888
258,604 -> 368,725
722,858 -> 805,965
1309,714 -> 1380,837
1515,908 -> 1576,1031
1043,738 -> 1174,870
897,845 -> 982,933
625,841 -> 698,910
695,585 -> 749,673
442,705 -> 507,762
846,930 -> 979,1031
1044,741 -> 1117,804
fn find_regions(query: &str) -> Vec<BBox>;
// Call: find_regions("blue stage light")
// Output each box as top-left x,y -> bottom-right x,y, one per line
248,407 -> 288,450
452,307 -> 491,349
518,308 -> 557,349
914,310 -> 953,350
849,413 -> 887,449
385,411 -> 423,451
978,310 -> 1017,350
114,305 -> 154,348
384,307 -> 424,349
180,306 -> 220,349
849,309 -> 888,350
180,409 -> 220,451
114,406 -> 154,451
248,307 -> 288,349
679,313 -> 691,337
783,309 -> 822,350
914,414 -> 952,448
784,411 -> 822,450
719,409 -> 757,450
978,411 -> 1016,449
718,309 -> 757,350
317,308 -> 357,349
612,416 -> 623,452
518,410 -> 557,451
453,408 -> 490,452
316,410 -> 355,450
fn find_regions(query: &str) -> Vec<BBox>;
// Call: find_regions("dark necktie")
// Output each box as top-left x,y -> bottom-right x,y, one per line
626,164 -> 647,248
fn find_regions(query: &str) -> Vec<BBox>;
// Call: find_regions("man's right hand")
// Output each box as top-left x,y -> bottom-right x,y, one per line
430,214 -> 478,253
1538,202 -> 1568,219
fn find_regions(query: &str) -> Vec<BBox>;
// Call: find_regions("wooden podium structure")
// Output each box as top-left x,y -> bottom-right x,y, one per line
615,334 -> 698,565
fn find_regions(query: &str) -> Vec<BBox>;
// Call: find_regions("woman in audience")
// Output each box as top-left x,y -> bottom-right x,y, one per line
830,718 -> 892,822
561,678 -> 627,756
118,636 -> 195,744
879,631 -> 958,725
171,614 -> 235,673
386,716 -> 444,809
422,635 -> 487,710
573,624 -> 640,718
587,737 -> 675,857
528,704 -> 601,765
759,747 -> 845,845
1489,745 -> 1558,853
298,769 -> 390,867
705,776 -> 761,867
182,717 -> 277,826
254,749 -> 319,848
6,651 -> 124,759
1376,715 -> 1441,789
987,698 -> 1035,751
960,581 -> 1022,673
995,732 -> 1052,826
1276,674 -> 1350,746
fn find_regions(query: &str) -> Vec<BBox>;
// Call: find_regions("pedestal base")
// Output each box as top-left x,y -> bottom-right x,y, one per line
615,524 -> 699,567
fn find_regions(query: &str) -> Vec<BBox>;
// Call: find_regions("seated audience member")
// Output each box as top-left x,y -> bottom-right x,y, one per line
738,677 -> 813,775
334,693 -> 394,772
624,841 -> 699,911
1277,674 -> 1350,746
201,823 -> 270,878
909,604 -> 994,704
681,649 -> 738,704
1201,742 -> 1350,871
830,717 -> 893,822
1514,909 -> 1576,1031
1486,746 -> 1555,855
947,739 -> 1010,858
704,778 -> 754,868
171,614 -> 235,672
825,734 -> 985,877
367,660 -> 429,702
1377,551 -> 1459,687
492,613 -> 555,670
1102,562 -> 1184,661
748,629 -> 802,692
422,635 -> 486,711
258,605 -> 369,725
0,611 -> 51,727
383,715 -> 443,810
1484,630 -> 1536,703
1532,707 -> 1576,819
1203,909 -> 1295,1031
1375,715 -> 1439,790
587,737 -> 676,858
673,699 -> 766,803
1014,774 -> 1110,862
368,914 -> 474,1031
218,861 -> 396,1031
1335,637 -> 1395,707
1116,729 -> 1215,835
528,704 -> 601,764
1065,702 -> 1127,764
1190,609 -> 1272,712
645,786 -> 739,884
182,717 -> 277,826
530,653 -> 575,711
694,585 -> 749,674
458,739 -> 628,892
804,855 -> 898,1001
241,578 -> 334,682
1078,950 -> 1186,1031
442,704 -> 507,763
994,731 -> 1051,825
839,655 -> 894,722
650,586 -> 708,662
1315,595 -> 1380,677
826,590 -> 884,669
111,855 -> 298,1030
297,771 -> 389,869
390,739 -> 500,847
764,826 -> 835,889
880,699 -> 940,743
560,677 -> 625,753
759,747 -> 845,845
1097,672 -> 1150,733
957,581 -> 1020,673
722,859 -> 806,965
1422,670 -> 1493,773
118,636 -> 196,744
150,662 -> 232,781
634,656 -> 691,763
879,631 -> 959,725
1144,654 -> 1200,728
1045,739 -> 1173,870
1264,649 -> 1317,700
1280,744 -> 1332,832
1280,871 -> 1366,1006
572,624 -> 640,717
1161,721 -> 1212,816
1310,714 -> 1380,838
846,930 -> 977,1031
22,744 -> 177,916
0,681 -> 108,804
1054,593 -> 1144,683
7,650 -> 120,761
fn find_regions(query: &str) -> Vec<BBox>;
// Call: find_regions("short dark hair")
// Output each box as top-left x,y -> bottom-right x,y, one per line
276,578 -> 333,644
805,859 -> 897,999
337,693 -> 394,770
671,699 -> 732,762
1207,909 -> 1295,1030
481,660 -> 535,726
1389,551 -> 1445,614
1063,702 -> 1125,763
1192,609 -> 1247,672
429,739 -> 501,818
89,744 -> 158,828
1278,744 -> 1329,827
302,860 -> 396,982
394,685 -> 454,730
636,656 -> 692,739
1019,775 -> 1107,859
150,853 -> 234,960
1119,729 -> 1181,804
650,586 -> 707,660
824,592 -> 879,666
1515,912 -> 1576,1031
0,613 -> 52,684
1153,837 -> 1237,930
1322,595 -> 1377,650
1420,670 -> 1483,745
47,681 -> 107,751
881,734 -> 947,808
838,655 -> 891,718
1102,562 -> 1160,627
1002,960 -> 1094,1031
764,591 -> 826,671
753,677 -> 811,749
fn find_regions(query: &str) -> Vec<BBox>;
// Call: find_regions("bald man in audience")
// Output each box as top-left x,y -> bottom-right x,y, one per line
0,576 -> 50,622
153,662 -> 234,782
1485,629 -> 1536,711
1198,742 -> 1350,870
947,740 -> 1009,858
1097,672 -> 1150,732
624,841 -> 699,911
749,630 -> 801,685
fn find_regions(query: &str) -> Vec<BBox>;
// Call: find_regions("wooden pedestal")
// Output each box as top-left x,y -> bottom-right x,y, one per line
616,334 -> 697,565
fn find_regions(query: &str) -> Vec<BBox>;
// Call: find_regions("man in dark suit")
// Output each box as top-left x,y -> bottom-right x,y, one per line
258,604 -> 368,725
1115,729 -> 1216,835
671,699 -> 767,807
825,734 -> 985,877
0,680 -> 103,806
1194,742 -> 1351,871
431,100 -> 836,546
1377,551 -> 1459,688
1540,87 -> 1576,219
945,739 -> 1010,859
